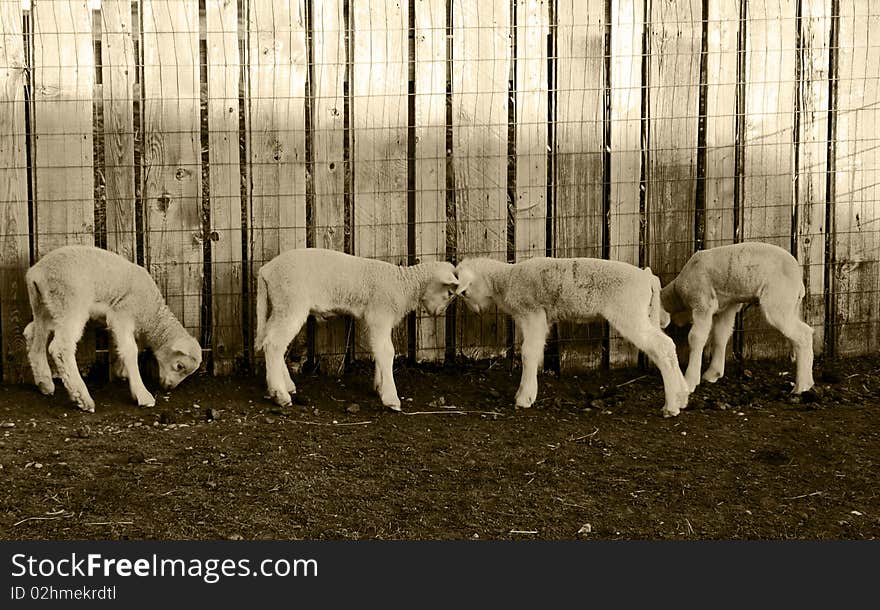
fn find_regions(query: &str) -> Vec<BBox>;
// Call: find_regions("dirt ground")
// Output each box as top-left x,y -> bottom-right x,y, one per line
1,353 -> 878,540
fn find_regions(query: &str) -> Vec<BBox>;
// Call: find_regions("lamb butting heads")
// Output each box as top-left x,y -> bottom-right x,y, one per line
455,257 -> 689,417
660,241 -> 814,394
24,245 -> 203,412
255,248 -> 458,409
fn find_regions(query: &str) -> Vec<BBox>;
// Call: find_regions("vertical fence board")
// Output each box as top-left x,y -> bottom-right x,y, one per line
741,0 -> 796,360
797,0 -> 829,353
515,0 -> 548,260
414,0 -> 447,362
248,0 -> 308,364
608,0 -> 642,367
33,0 -> 95,373
101,0 -> 136,261
0,0 -> 28,382
352,0 -> 409,357
206,0 -> 243,374
33,0 -> 94,255
142,0 -> 201,338
704,0 -> 738,248
452,0 -> 509,359
312,0 -> 348,371
647,0 -> 700,285
555,0 -> 605,372
834,1 -> 880,355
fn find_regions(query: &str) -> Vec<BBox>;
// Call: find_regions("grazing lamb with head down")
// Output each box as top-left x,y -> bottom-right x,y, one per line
255,248 -> 459,410
24,245 -> 203,412
454,257 -> 690,417
660,241 -> 814,394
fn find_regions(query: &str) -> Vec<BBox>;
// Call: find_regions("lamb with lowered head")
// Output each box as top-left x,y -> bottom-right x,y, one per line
255,248 -> 459,410
454,256 -> 690,417
660,241 -> 814,394
24,245 -> 203,412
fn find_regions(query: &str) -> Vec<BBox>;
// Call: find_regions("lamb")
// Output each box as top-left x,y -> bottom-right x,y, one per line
23,245 -> 203,412
660,241 -> 814,394
255,248 -> 459,410
454,257 -> 690,417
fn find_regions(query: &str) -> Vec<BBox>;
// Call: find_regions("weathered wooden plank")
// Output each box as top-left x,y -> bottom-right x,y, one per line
312,0 -> 348,371
647,0 -> 701,287
101,0 -> 136,261
248,0 -> 308,363
704,0 -> 738,249
833,2 -> 880,355
414,0 -> 447,362
0,0 -> 29,382
797,0 -> 830,354
452,0 -> 509,360
33,0 -> 96,374
515,0 -> 548,260
142,0 -> 202,338
33,0 -> 94,255
741,0 -> 797,360
555,0 -> 605,372
351,0 -> 409,359
206,0 -> 243,374
608,0 -> 642,367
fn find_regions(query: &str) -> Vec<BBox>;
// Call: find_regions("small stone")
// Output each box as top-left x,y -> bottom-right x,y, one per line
76,425 -> 91,438
719,403 -> 730,411
192,403 -> 201,410
312,408 -> 320,416
51,450 -> 61,457
0,422 -> 14,428
577,523 -> 593,536
346,403 -> 361,414
228,533 -> 243,541
34,463 -> 43,469
205,408 -> 220,422
152,421 -> 160,427
264,416 -> 276,424
428,396 -> 446,408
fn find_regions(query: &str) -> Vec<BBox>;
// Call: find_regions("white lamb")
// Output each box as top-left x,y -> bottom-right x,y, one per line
255,248 -> 459,410
660,241 -> 814,394
454,257 -> 690,417
23,245 -> 203,412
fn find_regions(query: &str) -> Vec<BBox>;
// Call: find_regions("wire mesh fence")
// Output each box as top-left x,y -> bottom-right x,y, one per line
0,0 -> 877,382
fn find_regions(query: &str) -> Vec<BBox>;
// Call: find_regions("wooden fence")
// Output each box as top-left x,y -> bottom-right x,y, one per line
0,0 -> 878,382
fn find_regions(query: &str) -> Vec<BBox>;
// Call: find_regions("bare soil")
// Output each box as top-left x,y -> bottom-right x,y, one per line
1,354 -> 878,540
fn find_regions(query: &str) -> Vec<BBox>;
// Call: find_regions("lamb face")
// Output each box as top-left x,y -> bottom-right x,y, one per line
453,263 -> 493,313
153,334 -> 202,390
420,263 -> 459,316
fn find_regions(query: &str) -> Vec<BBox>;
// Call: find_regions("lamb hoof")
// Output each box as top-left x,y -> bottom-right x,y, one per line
37,380 -> 55,396
76,396 -> 96,413
137,393 -> 156,408
662,406 -> 680,418
684,380 -> 698,394
386,403 -> 402,412
268,390 -> 292,408
702,369 -> 723,383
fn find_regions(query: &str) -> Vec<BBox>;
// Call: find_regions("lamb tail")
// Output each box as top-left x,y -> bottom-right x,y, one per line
254,269 -> 269,353
645,267 -> 664,328
25,267 -> 45,317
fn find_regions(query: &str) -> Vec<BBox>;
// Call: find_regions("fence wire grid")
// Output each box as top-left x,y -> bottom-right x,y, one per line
0,0 -> 878,382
